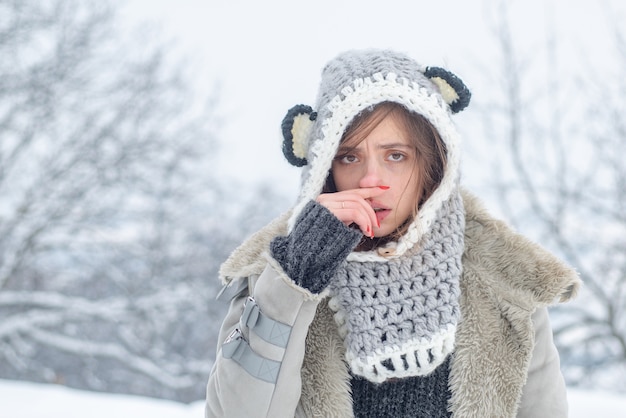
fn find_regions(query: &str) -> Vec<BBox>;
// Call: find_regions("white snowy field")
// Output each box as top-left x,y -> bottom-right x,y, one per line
2,379 -> 625,417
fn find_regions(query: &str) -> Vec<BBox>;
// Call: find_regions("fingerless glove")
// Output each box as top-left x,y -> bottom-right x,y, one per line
270,200 -> 362,293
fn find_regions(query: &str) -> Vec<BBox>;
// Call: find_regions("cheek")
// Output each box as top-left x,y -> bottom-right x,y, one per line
395,172 -> 420,207
331,165 -> 355,191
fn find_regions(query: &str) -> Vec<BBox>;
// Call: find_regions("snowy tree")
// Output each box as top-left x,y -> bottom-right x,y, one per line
472,0 -> 626,392
0,0 -> 266,402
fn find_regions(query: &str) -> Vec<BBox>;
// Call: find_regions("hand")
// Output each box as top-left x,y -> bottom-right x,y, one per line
270,200 -> 364,293
316,186 -> 388,238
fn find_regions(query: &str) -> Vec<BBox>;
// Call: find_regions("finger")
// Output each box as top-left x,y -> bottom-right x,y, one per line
333,199 -> 375,237
317,192 -> 374,218
334,188 -> 386,227
347,186 -> 389,200
332,188 -> 386,229
350,206 -> 376,237
317,194 -> 376,237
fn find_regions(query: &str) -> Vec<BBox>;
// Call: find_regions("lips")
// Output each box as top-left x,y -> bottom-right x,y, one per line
370,201 -> 391,224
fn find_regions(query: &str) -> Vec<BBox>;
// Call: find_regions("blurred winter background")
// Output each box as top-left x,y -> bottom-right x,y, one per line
1,0 -> 625,415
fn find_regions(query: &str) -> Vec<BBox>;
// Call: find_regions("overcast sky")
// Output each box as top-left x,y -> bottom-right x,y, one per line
118,0 -> 625,197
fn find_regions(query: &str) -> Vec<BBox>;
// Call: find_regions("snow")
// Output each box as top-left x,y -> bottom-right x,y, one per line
2,379 -> 625,417
1,380 -> 204,418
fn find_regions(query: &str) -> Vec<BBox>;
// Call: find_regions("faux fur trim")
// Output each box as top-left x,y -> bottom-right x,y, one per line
299,299 -> 353,417
219,210 -> 291,284
446,190 -> 581,417
460,189 -> 581,307
219,190 -> 581,307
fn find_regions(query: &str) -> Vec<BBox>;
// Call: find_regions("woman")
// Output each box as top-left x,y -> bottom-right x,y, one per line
206,49 -> 580,417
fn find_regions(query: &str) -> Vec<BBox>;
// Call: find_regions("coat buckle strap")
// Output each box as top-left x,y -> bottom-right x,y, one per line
221,328 -> 281,384
216,278 -> 248,303
240,296 -> 292,348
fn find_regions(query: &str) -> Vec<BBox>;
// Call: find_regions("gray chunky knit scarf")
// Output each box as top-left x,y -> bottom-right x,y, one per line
328,192 -> 464,383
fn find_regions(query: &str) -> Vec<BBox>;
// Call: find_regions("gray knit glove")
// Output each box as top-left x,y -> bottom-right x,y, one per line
270,200 -> 362,293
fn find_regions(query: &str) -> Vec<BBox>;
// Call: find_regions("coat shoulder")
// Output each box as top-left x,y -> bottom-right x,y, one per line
461,188 -> 581,307
218,210 -> 292,284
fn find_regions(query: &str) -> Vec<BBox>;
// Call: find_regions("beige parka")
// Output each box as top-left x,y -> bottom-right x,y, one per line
206,190 -> 581,418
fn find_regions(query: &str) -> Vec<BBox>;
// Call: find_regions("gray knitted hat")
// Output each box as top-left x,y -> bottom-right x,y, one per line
281,49 -> 470,261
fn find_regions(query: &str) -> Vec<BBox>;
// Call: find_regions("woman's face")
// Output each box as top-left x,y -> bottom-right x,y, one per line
332,112 -> 420,237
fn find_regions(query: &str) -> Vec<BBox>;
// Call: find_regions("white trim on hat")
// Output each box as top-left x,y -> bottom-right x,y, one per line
288,72 -> 462,262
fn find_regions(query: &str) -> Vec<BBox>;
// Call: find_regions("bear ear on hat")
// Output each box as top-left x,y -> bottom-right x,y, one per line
281,104 -> 317,167
424,67 -> 471,114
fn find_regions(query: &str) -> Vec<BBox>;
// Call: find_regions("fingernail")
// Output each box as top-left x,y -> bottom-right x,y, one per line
377,219 -> 380,228
378,185 -> 390,190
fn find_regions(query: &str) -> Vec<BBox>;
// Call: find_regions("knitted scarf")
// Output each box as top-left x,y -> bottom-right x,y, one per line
328,192 -> 464,383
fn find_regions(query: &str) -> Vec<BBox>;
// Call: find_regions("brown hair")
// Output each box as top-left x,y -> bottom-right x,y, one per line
323,101 -> 447,248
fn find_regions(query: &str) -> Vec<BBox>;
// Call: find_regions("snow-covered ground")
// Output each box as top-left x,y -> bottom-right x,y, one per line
2,379 -> 625,417
1,379 -> 204,418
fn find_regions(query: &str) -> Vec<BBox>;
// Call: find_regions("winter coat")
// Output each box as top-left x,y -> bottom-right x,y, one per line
205,189 -> 581,418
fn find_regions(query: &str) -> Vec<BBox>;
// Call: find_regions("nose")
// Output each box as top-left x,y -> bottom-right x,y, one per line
358,159 -> 383,189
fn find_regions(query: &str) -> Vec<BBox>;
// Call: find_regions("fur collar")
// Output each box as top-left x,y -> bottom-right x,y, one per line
460,190 -> 579,306
219,189 -> 580,306
219,210 -> 291,284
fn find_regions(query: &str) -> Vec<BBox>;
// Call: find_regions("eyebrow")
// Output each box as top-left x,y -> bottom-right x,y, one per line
379,143 -> 413,150
337,142 -> 414,153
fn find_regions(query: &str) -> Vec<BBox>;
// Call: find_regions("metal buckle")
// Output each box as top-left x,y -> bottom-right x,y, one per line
222,328 -> 244,359
240,296 -> 260,329
220,327 -> 282,383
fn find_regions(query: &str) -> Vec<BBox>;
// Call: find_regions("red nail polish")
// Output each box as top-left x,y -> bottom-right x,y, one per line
377,219 -> 380,228
378,185 -> 390,190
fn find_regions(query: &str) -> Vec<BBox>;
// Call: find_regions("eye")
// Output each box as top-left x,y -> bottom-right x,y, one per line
336,154 -> 359,164
387,152 -> 406,162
